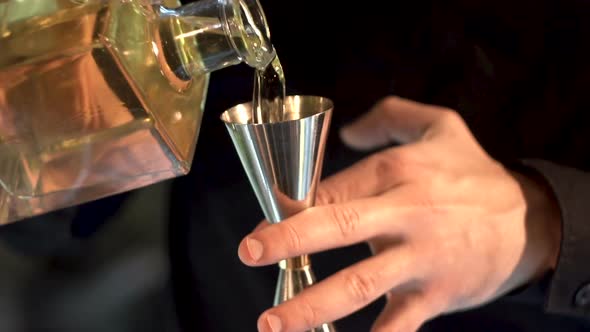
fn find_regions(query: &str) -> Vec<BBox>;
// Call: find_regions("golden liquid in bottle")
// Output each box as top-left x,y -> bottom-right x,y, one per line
0,0 -> 208,221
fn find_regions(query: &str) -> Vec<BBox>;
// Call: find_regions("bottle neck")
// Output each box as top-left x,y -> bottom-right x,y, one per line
220,0 -> 276,69
157,0 -> 275,79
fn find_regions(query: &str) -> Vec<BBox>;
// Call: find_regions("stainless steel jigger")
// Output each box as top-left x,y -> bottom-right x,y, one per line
221,95 -> 336,332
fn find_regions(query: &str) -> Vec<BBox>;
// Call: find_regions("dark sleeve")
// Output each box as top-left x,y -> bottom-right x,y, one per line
519,159 -> 590,318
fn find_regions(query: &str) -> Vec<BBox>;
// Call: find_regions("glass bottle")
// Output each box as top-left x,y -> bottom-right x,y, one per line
0,0 -> 275,224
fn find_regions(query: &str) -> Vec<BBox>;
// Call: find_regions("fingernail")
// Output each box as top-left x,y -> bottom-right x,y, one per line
246,237 -> 264,262
265,314 -> 282,332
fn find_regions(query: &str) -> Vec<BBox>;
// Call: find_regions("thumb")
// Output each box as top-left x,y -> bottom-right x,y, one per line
339,96 -> 449,151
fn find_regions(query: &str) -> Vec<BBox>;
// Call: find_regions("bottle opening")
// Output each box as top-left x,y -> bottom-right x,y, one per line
223,0 -> 275,69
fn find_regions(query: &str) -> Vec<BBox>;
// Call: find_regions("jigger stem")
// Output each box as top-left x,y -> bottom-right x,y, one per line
274,255 -> 337,332
273,255 -> 312,305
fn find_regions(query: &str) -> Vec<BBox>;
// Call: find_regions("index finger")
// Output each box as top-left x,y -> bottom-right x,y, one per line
238,190 -> 415,266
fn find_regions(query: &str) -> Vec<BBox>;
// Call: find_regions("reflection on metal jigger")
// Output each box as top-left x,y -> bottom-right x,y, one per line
221,95 -> 336,332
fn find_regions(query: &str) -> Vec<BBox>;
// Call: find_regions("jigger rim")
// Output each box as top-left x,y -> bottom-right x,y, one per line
220,95 -> 334,125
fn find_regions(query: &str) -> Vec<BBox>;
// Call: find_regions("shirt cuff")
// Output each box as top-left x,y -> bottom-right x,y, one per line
519,159 -> 590,318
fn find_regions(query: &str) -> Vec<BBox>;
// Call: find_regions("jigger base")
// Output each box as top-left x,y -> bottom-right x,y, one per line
274,255 -> 337,332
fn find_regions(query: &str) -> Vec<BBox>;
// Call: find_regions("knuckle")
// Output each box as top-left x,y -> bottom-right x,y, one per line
343,271 -> 377,305
371,96 -> 399,119
414,187 -> 436,210
370,150 -> 409,181
407,187 -> 442,220
381,96 -> 402,109
329,205 -> 361,240
282,222 -> 302,254
296,297 -> 319,330
315,186 -> 337,206
436,108 -> 464,128
374,96 -> 400,116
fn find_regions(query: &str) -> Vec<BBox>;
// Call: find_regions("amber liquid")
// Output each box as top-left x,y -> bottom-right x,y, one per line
0,0 -> 208,222
252,55 -> 286,124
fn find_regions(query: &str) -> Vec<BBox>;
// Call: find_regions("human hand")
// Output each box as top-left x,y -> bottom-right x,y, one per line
238,96 -> 562,332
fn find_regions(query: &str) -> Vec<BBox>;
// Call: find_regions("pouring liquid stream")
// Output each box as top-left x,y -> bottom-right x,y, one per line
252,55 -> 286,124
